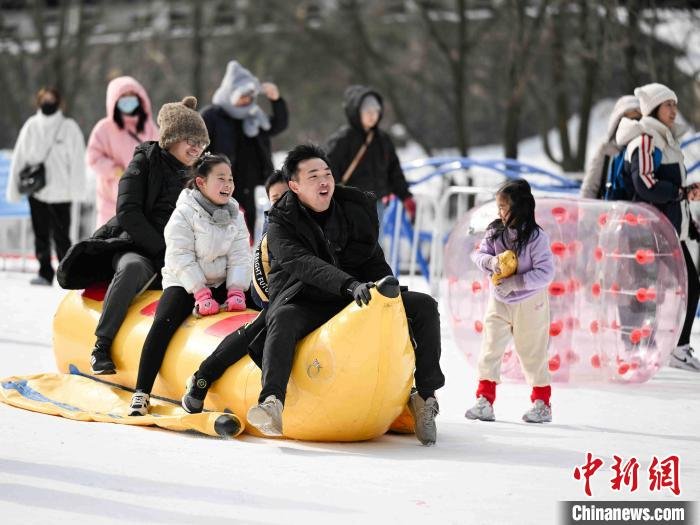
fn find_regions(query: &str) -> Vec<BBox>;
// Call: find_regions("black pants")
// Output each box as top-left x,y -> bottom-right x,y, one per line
135,284 -> 227,393
95,252 -> 156,343
28,196 -> 71,282
196,310 -> 267,383
259,291 -> 445,404
679,242 -> 699,347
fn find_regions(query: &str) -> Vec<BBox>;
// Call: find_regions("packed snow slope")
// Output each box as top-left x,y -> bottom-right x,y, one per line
0,271 -> 698,524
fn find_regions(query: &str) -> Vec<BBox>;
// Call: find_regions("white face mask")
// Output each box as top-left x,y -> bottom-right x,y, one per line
117,95 -> 140,115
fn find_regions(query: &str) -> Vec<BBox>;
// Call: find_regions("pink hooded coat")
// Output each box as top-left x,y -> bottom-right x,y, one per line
86,76 -> 159,227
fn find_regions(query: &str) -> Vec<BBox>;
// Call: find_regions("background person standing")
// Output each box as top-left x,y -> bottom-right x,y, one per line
326,85 -> 416,225
201,60 -> 288,235
86,76 -> 159,228
6,87 -> 86,286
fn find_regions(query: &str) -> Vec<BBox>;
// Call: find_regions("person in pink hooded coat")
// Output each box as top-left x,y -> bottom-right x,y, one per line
86,76 -> 159,227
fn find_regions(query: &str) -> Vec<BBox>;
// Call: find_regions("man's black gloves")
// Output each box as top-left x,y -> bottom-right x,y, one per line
346,280 -> 376,307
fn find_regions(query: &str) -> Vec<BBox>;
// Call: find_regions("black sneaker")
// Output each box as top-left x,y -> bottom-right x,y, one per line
90,346 -> 116,375
181,374 -> 210,414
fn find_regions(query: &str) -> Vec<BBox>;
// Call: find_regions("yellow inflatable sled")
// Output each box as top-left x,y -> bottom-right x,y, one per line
0,373 -> 242,438
52,277 -> 416,441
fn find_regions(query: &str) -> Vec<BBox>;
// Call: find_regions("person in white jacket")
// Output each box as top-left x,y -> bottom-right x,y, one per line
129,153 -> 252,415
6,87 -> 86,285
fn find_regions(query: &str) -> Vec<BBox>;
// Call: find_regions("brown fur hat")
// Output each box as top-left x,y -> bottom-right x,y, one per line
157,96 -> 209,150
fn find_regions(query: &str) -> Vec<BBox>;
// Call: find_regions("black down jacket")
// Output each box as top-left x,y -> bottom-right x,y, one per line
265,184 -> 393,317
57,141 -> 189,289
325,85 -> 411,200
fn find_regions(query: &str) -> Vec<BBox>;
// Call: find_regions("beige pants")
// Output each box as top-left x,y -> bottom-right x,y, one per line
478,289 -> 551,386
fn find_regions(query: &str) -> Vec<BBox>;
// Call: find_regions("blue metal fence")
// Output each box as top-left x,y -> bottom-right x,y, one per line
382,157 -> 579,279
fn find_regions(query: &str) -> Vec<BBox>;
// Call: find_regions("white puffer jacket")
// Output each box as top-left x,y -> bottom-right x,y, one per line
161,189 -> 251,293
7,110 -> 86,204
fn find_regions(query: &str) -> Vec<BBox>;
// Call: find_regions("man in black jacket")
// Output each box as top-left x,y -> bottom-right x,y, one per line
246,144 -> 444,445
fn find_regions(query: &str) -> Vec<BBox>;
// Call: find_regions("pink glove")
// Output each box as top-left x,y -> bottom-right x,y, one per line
402,196 -> 417,223
194,288 -> 219,316
226,288 -> 246,312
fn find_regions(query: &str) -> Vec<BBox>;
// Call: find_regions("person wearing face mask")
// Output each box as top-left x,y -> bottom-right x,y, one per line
86,76 -> 159,228
201,60 -> 288,235
6,87 -> 86,286
325,85 -> 416,225
57,96 -> 210,376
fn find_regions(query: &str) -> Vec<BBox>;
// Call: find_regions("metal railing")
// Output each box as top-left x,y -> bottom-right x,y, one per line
382,156 -> 580,296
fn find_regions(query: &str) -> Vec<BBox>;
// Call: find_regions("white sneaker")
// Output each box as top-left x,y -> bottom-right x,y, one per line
522,399 -> 552,423
247,395 -> 284,436
465,396 -> 495,422
129,391 -> 150,416
669,345 -> 700,372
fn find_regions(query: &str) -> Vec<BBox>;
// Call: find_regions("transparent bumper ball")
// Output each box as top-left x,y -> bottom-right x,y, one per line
444,198 -> 687,384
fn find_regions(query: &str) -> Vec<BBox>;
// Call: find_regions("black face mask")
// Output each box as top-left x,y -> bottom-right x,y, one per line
40,102 -> 59,115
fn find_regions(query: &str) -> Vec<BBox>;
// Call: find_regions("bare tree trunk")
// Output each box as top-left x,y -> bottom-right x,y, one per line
417,0 -> 471,156
66,0 -> 92,112
575,0 -> 605,169
550,7 -> 575,171
454,0 -> 468,157
191,1 -> 204,101
624,1 -> 641,93
502,0 -> 548,159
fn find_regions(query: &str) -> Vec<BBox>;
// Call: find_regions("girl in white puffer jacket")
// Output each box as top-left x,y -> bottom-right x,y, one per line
129,153 -> 252,416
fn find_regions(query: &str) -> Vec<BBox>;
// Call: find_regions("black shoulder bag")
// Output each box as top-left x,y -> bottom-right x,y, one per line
18,119 -> 65,195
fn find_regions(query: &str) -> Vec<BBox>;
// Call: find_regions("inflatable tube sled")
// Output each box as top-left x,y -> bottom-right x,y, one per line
53,276 -> 416,441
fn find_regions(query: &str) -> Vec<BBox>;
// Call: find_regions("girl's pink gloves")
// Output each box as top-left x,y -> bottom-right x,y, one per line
194,288 -> 219,316
226,289 -> 246,312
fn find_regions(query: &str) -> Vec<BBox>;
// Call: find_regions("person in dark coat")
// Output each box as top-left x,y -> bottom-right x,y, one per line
201,60 -> 288,234
325,85 -> 416,224
57,96 -> 210,375
245,144 -> 444,445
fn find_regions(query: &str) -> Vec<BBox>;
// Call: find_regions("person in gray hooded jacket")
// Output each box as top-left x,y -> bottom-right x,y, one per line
201,60 -> 288,234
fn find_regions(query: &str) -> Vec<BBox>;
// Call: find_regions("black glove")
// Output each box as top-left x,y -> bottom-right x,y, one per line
346,280 -> 375,307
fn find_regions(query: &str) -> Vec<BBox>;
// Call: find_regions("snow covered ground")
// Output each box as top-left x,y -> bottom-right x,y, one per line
0,270 -> 698,524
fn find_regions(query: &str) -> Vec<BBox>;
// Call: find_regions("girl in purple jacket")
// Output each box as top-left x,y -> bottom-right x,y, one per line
466,179 -> 555,423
